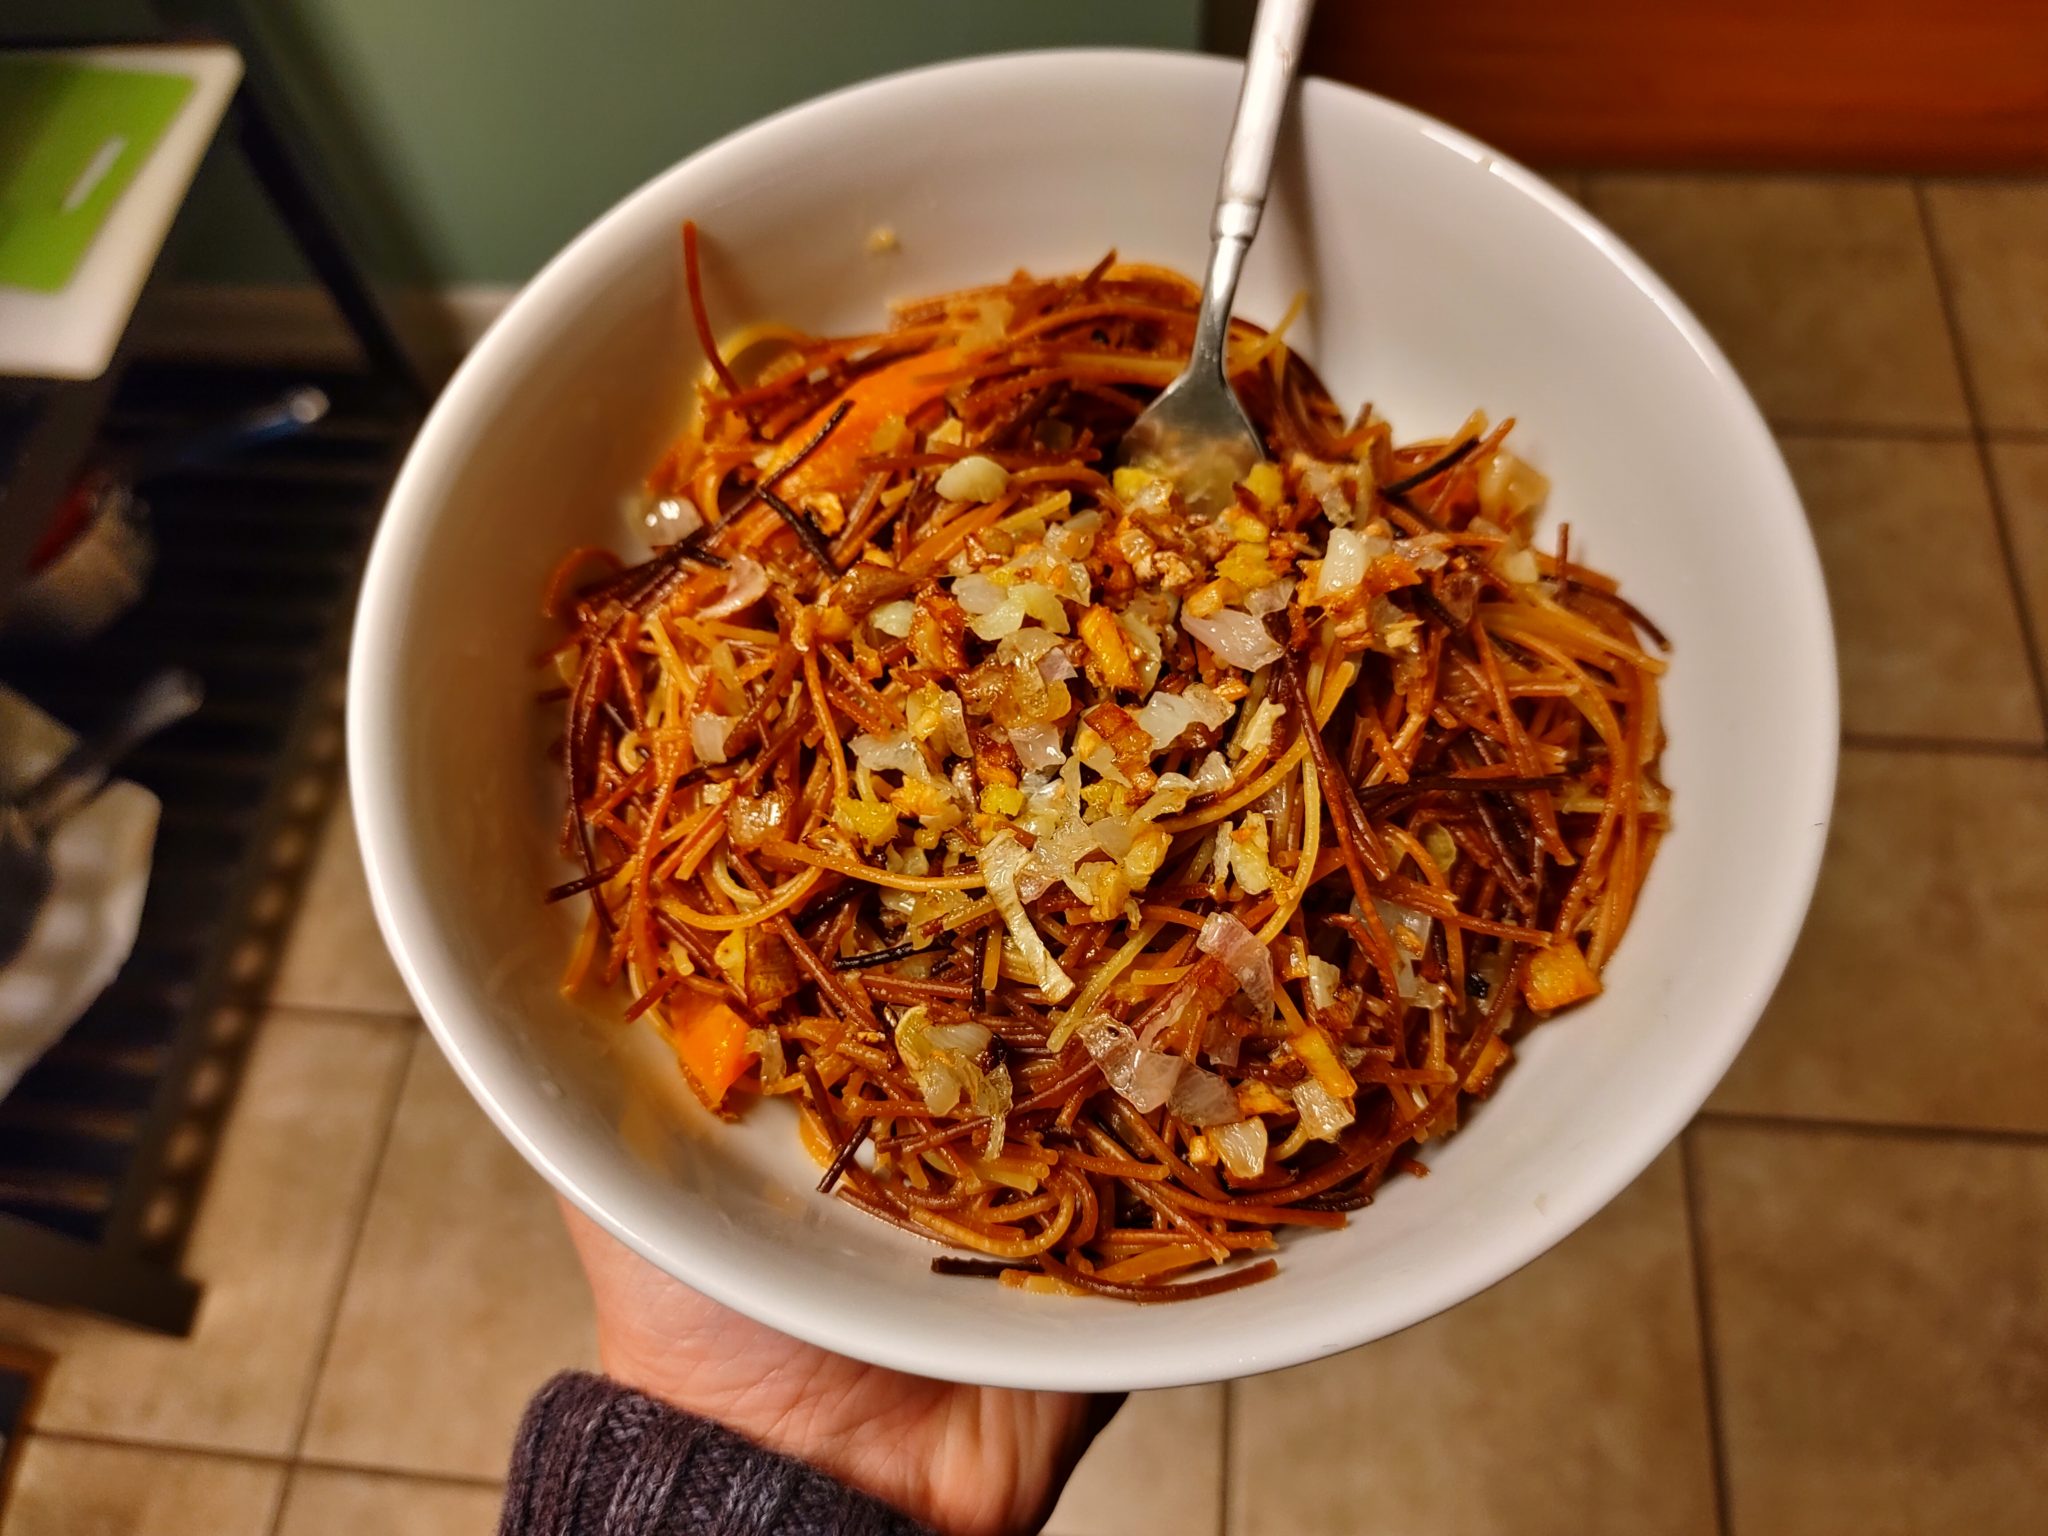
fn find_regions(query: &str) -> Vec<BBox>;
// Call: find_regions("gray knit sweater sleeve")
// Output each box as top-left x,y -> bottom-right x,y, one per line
500,1372 -> 937,1536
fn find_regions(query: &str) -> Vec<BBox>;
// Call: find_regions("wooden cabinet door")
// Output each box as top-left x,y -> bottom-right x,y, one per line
1225,0 -> 2048,170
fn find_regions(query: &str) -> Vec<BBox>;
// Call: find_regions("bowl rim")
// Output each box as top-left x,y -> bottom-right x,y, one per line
348,45 -> 1838,1389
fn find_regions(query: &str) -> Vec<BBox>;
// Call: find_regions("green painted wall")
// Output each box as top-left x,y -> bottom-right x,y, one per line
9,1 -> 1203,287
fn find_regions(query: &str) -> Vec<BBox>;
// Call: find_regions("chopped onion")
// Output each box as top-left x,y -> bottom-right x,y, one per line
1223,813 -> 1275,896
1081,744 -> 1128,785
1169,1064 -> 1240,1127
1203,1015 -> 1243,1068
1313,528 -> 1370,599
1197,911 -> 1275,1017
968,581 -> 1069,642
995,628 -> 1069,686
1210,826 -> 1234,887
1133,683 -> 1234,751
1187,682 -> 1235,721
727,790 -> 789,850
1116,595 -> 1168,690
975,1063 -> 1013,1157
1237,698 -> 1285,757
1394,534 -> 1451,572
1243,575 -> 1295,617
912,1065 -> 962,1116
744,1026 -> 790,1091
1291,1077 -> 1355,1142
712,929 -> 747,993
1122,826 -> 1170,883
1492,543 -> 1540,585
1116,468 -> 1174,518
1369,594 -> 1422,653
1372,898 -> 1435,1001
1211,1116 -> 1269,1179
1136,773 -> 1198,821
1132,692 -> 1199,751
1079,1018 -> 1182,1112
1119,1049 -> 1183,1113
1043,508 -> 1099,559
907,684 -> 971,758
1091,815 -> 1135,859
981,833 -> 1074,1001
936,691 -> 973,759
1076,1016 -> 1128,1059
699,554 -> 768,619
1302,463 -> 1353,526
894,1008 -> 994,1116
870,599 -> 915,638
935,454 -> 1010,502
850,730 -> 931,780
691,713 -> 734,765
1007,722 -> 1067,773
1374,898 -> 1434,958
952,573 -> 1006,615
925,1020 -> 993,1056
1182,607 -> 1283,671
1030,814 -> 1098,894
1304,955 -> 1342,1013
1039,555 -> 1093,607
1192,751 -> 1233,795
1478,450 -> 1549,522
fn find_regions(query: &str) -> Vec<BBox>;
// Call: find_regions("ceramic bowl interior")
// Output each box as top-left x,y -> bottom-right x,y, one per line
349,49 -> 1836,1391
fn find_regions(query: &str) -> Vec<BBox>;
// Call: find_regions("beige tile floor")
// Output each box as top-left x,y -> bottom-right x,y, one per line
5,171 -> 2048,1535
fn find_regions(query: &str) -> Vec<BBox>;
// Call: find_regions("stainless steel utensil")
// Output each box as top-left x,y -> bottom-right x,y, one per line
1118,0 -> 1315,509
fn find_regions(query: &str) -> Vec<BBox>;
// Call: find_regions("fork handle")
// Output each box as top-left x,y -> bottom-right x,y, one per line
1191,0 -> 1317,376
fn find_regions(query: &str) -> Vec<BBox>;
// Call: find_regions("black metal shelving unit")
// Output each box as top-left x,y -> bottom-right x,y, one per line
0,0 -> 434,1331
0,362 -> 415,1331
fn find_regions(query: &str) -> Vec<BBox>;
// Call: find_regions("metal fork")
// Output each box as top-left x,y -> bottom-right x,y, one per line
1118,0 -> 1316,510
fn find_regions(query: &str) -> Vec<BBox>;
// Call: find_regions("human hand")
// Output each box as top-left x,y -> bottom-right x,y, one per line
561,1201 -> 1121,1536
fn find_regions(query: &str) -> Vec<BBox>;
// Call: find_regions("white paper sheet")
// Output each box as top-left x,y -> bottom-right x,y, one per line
0,689 -> 160,1098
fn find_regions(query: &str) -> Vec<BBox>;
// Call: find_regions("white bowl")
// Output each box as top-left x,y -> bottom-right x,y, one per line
349,49 -> 1836,1391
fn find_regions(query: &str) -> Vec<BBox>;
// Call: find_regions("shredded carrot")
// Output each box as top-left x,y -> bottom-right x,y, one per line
664,992 -> 755,1109
775,346 -> 964,503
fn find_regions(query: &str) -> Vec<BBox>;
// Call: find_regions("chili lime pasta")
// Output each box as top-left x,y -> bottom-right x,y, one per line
539,227 -> 1669,1300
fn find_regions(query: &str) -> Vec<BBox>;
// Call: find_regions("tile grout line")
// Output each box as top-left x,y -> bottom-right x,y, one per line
264,1029 -> 422,1533
1764,423 -> 2048,444
22,1425 -> 504,1490
1911,180 -> 2048,735
1698,1108 -> 2048,1149
1839,731 -> 2048,759
1216,1379 -> 1235,1536
1678,1128 -> 1736,1536
1969,443 -> 2048,732
294,1450 -> 501,1491
260,999 -> 420,1029
1769,419 -> 1973,442
264,1465 -> 289,1536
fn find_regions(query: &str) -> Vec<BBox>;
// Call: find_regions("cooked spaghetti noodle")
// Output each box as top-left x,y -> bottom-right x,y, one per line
540,227 -> 1669,1300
